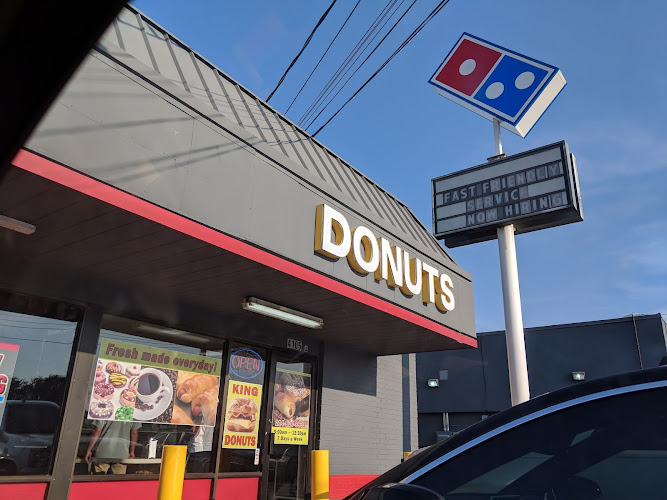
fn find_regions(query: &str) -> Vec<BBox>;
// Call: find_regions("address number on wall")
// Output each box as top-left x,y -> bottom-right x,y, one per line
287,338 -> 308,352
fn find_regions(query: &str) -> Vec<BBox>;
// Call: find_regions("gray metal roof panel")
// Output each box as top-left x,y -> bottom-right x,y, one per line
111,4 -> 457,266
116,8 -> 154,71
279,121 -> 311,172
245,95 -> 274,144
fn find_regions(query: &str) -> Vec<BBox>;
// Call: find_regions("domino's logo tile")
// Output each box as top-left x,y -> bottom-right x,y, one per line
429,33 -> 565,137
474,55 -> 549,118
434,39 -> 501,96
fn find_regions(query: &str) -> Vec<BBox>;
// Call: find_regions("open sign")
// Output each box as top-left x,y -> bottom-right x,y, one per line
229,349 -> 264,380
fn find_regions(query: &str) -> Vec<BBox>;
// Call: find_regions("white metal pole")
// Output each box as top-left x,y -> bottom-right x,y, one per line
497,224 -> 530,405
493,118 -> 503,156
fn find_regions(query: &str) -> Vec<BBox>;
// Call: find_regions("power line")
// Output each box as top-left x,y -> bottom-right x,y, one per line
266,0 -> 338,103
302,0 -> 408,131
298,0 -> 399,127
312,0 -> 452,137
304,0 -> 418,132
285,0 -> 362,115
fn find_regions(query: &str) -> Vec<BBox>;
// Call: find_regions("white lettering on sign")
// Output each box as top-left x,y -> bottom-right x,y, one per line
435,160 -> 568,233
314,204 -> 455,313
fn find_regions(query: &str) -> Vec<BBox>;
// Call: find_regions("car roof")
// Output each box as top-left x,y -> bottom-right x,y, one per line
6,400 -> 59,407
346,365 -> 667,498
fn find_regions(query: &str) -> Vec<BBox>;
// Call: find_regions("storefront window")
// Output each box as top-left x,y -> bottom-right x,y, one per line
75,316 -> 224,476
0,292 -> 80,476
218,343 -> 267,473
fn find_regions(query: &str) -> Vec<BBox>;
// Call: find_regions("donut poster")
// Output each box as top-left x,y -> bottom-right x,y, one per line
221,380 -> 262,449
271,368 -> 311,445
87,338 -> 221,426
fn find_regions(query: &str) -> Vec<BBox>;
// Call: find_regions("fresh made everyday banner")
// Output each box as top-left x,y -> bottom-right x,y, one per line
88,338 -> 221,426
0,342 -> 20,424
271,368 -> 311,445
222,380 -> 263,449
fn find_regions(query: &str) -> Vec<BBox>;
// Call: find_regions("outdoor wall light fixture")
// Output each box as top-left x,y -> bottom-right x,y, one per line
136,324 -> 214,344
242,297 -> 323,329
572,371 -> 586,381
427,379 -> 439,388
0,214 -> 35,235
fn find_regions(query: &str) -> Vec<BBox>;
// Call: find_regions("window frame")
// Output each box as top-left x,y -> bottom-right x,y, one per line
0,290 -> 83,483
72,315 -> 228,478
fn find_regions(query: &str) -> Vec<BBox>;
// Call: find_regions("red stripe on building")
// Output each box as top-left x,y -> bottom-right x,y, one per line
12,149 -> 476,348
0,483 -> 47,500
69,479 -> 217,500
330,474 -> 380,499
217,477 -> 260,500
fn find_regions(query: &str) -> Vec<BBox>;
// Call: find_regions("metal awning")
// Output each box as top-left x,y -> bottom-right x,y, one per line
1,154 -> 474,355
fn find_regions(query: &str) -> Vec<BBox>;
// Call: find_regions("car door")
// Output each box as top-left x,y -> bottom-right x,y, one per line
405,382 -> 667,500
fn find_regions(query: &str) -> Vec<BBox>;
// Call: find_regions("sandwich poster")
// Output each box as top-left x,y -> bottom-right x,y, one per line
0,342 -> 20,424
88,338 -> 221,426
271,368 -> 311,445
222,380 -> 263,449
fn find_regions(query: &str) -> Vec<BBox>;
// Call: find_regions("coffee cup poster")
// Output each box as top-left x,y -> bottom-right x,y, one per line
88,338 -> 221,426
271,368 -> 310,445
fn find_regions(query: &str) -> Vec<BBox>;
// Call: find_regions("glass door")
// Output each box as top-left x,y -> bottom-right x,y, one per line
263,351 -> 316,500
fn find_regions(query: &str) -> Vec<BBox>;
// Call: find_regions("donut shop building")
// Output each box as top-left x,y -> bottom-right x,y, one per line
0,6 -> 475,500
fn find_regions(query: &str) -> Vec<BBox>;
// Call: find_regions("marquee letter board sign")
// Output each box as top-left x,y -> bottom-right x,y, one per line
429,33 -> 566,137
432,141 -> 583,248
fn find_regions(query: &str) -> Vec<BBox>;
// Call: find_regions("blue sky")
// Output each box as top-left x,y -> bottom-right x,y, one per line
133,0 -> 667,333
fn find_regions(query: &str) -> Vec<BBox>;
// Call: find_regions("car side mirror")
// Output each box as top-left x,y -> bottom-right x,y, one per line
360,483 -> 445,500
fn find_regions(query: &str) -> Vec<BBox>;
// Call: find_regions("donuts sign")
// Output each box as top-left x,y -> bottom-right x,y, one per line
315,204 -> 456,312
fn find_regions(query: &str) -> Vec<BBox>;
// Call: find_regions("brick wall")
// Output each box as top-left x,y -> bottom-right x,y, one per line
319,347 -> 417,497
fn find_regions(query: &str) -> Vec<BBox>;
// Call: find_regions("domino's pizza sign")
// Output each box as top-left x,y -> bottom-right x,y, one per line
429,33 -> 566,137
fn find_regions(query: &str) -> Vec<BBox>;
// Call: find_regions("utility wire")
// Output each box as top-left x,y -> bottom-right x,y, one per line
297,0 -> 399,127
285,0 -> 362,115
266,0 -> 338,103
297,1 -> 396,127
298,0 -> 398,127
312,0 -> 452,137
304,0 -> 417,132
302,0 -> 408,131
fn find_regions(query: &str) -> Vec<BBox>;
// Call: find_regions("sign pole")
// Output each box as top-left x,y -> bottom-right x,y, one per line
430,35 -> 575,406
493,120 -> 530,406
493,118 -> 503,156
497,224 -> 530,405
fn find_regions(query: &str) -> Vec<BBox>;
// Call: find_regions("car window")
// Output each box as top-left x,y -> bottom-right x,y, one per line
449,451 -> 551,495
4,403 -> 60,434
412,387 -> 667,500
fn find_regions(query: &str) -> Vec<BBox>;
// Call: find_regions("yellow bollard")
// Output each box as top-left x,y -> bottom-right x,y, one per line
403,451 -> 412,461
311,449 -> 330,500
157,445 -> 187,500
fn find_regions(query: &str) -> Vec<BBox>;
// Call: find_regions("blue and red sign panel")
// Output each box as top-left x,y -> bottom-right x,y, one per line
429,34 -> 565,137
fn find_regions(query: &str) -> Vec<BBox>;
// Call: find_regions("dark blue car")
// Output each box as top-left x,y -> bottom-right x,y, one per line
348,365 -> 667,500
